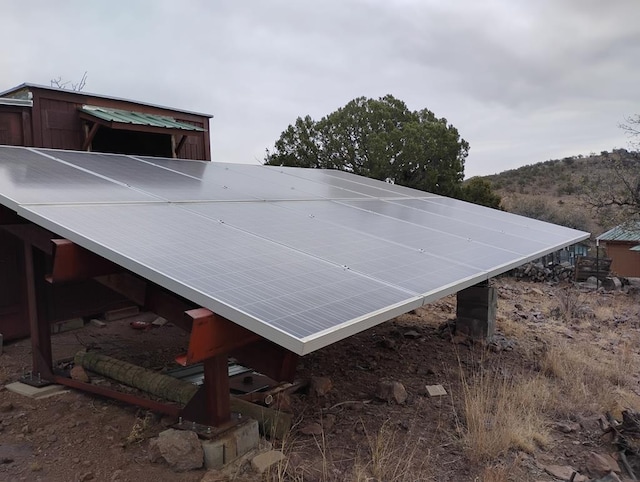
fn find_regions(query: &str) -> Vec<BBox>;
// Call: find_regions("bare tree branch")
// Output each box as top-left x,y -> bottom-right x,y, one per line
50,71 -> 88,92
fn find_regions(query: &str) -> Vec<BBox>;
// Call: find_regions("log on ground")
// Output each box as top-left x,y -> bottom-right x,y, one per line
74,350 -> 291,437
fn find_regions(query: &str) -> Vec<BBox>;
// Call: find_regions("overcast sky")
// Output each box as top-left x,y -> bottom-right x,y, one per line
2,1 -> 639,177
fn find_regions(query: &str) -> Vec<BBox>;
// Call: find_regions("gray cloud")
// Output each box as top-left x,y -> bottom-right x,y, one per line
1,0 -> 638,176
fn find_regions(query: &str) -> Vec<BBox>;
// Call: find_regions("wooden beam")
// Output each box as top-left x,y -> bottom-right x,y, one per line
47,239 -> 122,283
82,122 -> 100,151
185,308 -> 260,363
175,135 -> 187,156
21,110 -> 33,147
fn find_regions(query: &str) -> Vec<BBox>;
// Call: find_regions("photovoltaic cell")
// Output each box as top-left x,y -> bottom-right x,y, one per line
21,203 -> 422,350
0,146 -> 590,354
0,146 -> 158,206
136,156 -> 370,200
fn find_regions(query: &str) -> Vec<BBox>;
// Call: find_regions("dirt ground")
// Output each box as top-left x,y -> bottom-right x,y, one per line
1,277 -> 640,482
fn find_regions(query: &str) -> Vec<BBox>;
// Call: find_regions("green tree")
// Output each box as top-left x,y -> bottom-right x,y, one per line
461,177 -> 502,209
265,95 -> 470,198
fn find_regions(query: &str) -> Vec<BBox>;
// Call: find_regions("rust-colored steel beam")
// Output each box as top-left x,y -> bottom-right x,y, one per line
203,355 -> 231,426
179,354 -> 233,427
53,375 -> 182,417
95,273 -> 147,306
24,243 -> 53,378
97,272 -> 197,331
182,308 -> 266,427
145,285 -> 195,331
1,224 -> 54,254
185,308 -> 260,364
231,340 -> 299,383
47,239 -> 122,283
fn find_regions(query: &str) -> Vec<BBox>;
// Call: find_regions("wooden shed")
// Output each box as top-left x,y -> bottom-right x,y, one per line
597,222 -> 640,278
0,83 -> 212,341
0,83 -> 212,159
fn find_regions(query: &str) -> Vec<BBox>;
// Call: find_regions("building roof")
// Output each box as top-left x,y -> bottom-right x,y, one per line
0,83 -> 212,118
597,221 -> 640,242
80,105 -> 205,132
0,145 -> 589,355
0,97 -> 32,107
630,245 -> 640,252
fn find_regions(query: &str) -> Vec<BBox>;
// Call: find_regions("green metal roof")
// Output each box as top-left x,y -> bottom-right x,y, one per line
597,221 -> 640,242
80,105 -> 205,132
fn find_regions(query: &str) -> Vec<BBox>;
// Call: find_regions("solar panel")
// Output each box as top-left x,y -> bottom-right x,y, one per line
0,146 -> 158,207
136,156 -> 372,201
0,146 -> 590,355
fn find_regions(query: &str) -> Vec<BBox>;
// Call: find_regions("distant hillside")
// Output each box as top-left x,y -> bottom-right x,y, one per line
481,149 -> 639,237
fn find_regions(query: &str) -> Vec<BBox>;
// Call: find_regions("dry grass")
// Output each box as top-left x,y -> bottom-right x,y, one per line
541,339 -> 640,417
458,361 -> 552,462
124,410 -> 154,446
356,420 -> 430,482
268,417 -> 431,482
269,281 -> 640,481
551,287 -> 591,322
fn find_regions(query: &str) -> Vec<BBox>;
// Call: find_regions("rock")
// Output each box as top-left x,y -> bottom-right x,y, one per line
299,422 -> 323,435
78,472 -> 94,481
425,385 -> 447,397
110,469 -> 123,481
322,414 -> 336,431
602,277 -> 623,291
543,464 -> 586,481
70,366 -> 90,383
592,472 -> 622,482
576,305 -> 596,319
148,428 -> 203,472
451,334 -> 470,346
488,334 -> 515,352
309,377 -> 333,397
377,338 -> 397,350
0,402 -> 13,412
46,434 -> 58,443
586,452 -> 621,478
200,470 -> 226,482
403,330 -> 421,339
553,421 -> 580,434
376,380 -> 407,404
251,450 -> 285,474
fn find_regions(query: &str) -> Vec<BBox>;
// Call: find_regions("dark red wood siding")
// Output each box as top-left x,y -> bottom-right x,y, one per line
0,107 -> 32,146
27,87 -> 211,160
39,97 -> 84,150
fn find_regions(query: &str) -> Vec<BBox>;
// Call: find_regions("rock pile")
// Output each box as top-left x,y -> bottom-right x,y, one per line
511,262 -> 574,283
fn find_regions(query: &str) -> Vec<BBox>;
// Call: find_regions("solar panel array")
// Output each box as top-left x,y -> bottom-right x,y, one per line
0,146 -> 589,354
